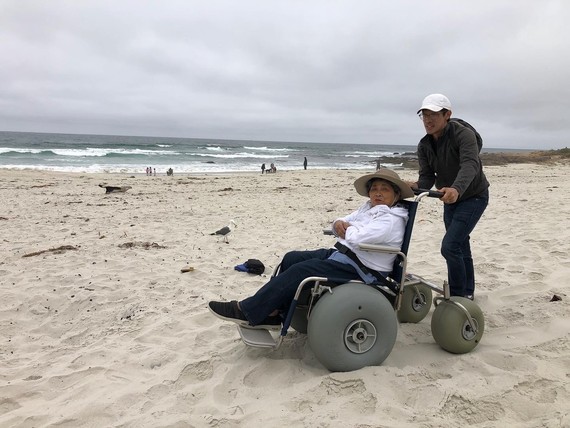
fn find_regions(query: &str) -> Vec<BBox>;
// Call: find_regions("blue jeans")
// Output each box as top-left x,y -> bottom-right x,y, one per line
441,189 -> 489,297
239,249 -> 361,325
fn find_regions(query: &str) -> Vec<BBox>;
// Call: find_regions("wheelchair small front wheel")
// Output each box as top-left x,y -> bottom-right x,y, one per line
307,282 -> 398,372
397,284 -> 433,323
431,297 -> 484,354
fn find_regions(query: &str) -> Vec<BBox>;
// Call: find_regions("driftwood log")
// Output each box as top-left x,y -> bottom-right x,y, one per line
22,245 -> 78,257
98,183 -> 132,194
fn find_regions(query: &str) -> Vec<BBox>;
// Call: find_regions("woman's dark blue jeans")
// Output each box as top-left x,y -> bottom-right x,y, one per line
239,248 -> 361,325
441,189 -> 489,297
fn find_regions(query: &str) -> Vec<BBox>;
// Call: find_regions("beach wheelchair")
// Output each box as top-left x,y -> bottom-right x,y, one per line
237,190 -> 485,372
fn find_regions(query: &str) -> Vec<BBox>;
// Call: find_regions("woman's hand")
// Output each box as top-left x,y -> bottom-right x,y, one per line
334,220 -> 350,239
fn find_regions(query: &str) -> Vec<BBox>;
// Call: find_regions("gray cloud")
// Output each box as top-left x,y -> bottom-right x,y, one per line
1,0 -> 569,149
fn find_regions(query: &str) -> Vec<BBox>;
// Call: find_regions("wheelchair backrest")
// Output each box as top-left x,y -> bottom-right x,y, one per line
391,199 -> 419,283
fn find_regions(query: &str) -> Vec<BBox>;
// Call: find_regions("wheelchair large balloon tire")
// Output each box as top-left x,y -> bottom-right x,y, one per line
397,284 -> 433,323
307,282 -> 398,372
431,296 -> 484,354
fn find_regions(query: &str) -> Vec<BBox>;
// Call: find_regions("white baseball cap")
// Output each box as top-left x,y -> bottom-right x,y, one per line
417,94 -> 452,113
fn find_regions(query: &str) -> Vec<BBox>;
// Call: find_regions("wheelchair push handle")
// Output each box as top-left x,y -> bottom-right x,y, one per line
413,188 -> 444,198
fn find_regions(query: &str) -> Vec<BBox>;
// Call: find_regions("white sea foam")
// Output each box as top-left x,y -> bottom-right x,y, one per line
243,146 -> 294,152
0,147 -> 45,154
195,152 -> 290,159
0,131 -> 417,174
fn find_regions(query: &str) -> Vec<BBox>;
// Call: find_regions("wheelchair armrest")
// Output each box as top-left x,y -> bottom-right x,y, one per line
358,243 -> 401,253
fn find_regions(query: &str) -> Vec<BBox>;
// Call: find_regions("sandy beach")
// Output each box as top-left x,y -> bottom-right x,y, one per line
1,162 -> 569,427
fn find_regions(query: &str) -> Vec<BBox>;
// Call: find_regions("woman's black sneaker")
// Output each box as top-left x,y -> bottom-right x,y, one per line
208,300 -> 281,330
208,300 -> 248,325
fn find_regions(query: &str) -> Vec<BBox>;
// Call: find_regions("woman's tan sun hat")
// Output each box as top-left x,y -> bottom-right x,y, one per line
354,168 -> 415,199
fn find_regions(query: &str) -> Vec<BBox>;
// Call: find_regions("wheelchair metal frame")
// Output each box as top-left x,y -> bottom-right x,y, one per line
238,191 -> 481,355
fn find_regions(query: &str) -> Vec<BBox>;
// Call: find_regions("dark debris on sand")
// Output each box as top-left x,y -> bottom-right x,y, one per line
118,241 -> 167,250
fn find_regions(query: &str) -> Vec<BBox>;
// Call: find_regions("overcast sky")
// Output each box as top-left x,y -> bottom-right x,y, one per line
1,1 -> 569,149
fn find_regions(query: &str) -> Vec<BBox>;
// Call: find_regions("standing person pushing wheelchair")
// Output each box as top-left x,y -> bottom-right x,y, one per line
408,94 -> 489,300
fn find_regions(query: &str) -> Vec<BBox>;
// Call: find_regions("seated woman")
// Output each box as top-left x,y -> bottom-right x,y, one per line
208,168 -> 414,329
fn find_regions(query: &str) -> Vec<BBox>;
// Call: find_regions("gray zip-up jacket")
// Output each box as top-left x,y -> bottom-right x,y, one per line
417,120 -> 489,201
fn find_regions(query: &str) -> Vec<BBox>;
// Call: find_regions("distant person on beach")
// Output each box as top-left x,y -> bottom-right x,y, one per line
303,157 -> 307,170
153,168 -> 156,176
376,159 -> 381,170
208,169 -> 413,328
407,93 -> 489,300
261,163 -> 265,174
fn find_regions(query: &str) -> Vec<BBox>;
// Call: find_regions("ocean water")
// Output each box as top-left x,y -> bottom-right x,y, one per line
0,131 -> 418,174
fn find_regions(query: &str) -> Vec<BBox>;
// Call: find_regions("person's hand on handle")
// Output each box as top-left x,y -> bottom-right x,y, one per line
406,181 -> 419,191
439,187 -> 459,204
